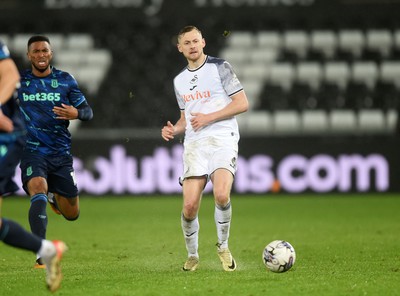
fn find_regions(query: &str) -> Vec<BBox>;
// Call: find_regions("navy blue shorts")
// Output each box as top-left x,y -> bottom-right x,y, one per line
0,138 -> 24,196
20,150 -> 78,198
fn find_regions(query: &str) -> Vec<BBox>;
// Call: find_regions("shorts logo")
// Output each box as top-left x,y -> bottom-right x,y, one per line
230,157 -> 237,170
27,166 -> 33,176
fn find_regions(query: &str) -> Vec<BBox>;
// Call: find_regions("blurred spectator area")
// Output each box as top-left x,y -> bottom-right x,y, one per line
1,27 -> 399,136
222,29 -> 400,136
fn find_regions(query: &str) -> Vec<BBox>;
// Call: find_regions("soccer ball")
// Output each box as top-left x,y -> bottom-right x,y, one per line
262,240 -> 296,273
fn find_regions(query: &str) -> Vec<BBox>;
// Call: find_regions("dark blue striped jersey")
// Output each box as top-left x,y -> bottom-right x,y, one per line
17,66 -> 86,155
0,40 -> 25,144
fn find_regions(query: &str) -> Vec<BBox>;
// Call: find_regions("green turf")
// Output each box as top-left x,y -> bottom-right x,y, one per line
1,194 -> 399,296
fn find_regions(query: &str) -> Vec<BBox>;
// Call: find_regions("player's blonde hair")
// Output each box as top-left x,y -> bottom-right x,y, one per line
177,26 -> 202,42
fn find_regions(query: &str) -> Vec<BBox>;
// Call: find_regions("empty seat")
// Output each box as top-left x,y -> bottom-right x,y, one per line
257,31 -> 282,50
337,30 -> 365,59
269,63 -> 295,91
296,62 -> 323,91
46,34 -> 65,53
357,109 -> 386,133
301,110 -> 329,133
75,66 -> 108,94
324,62 -> 351,90
365,29 -> 392,58
226,31 -> 254,48
244,111 -> 273,134
86,49 -> 112,67
241,63 -> 270,81
220,48 -> 249,66
380,62 -> 400,87
273,110 -> 301,134
329,109 -> 357,133
11,34 -> 33,54
309,30 -> 337,60
351,62 -> 379,90
282,31 -> 310,59
54,50 -> 85,66
249,48 -> 278,65
64,34 -> 94,50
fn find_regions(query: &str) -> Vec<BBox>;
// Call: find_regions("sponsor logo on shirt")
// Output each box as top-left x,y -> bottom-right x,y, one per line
181,90 -> 211,102
22,92 -> 61,101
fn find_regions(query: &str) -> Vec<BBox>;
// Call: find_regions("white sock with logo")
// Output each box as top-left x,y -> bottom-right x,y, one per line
215,201 -> 231,249
181,214 -> 199,258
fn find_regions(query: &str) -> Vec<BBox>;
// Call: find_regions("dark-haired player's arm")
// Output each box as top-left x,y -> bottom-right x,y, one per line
76,101 -> 93,121
53,102 -> 93,121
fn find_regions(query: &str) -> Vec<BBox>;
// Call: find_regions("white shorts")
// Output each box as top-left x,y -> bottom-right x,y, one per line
182,135 -> 239,182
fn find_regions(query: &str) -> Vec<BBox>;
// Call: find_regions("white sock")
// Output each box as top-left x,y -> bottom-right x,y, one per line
38,239 -> 56,261
215,202 -> 232,249
181,214 -> 199,258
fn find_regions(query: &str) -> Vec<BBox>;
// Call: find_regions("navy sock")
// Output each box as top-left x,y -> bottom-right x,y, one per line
29,194 -> 48,239
0,218 -> 42,253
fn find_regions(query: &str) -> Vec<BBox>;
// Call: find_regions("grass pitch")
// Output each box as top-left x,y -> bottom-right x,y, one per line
1,194 -> 399,296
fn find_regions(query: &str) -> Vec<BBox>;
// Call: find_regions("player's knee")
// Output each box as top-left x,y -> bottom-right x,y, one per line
214,190 -> 229,205
183,204 -> 198,219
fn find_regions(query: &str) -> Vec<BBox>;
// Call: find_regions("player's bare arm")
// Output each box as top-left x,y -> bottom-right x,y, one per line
0,110 -> 14,132
190,90 -> 249,131
0,58 -> 20,105
162,111 -> 186,141
53,103 -> 79,120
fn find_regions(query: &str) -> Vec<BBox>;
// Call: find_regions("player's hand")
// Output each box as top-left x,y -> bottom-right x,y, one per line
53,103 -> 79,120
0,110 -> 14,132
161,121 -> 175,141
190,112 -> 208,131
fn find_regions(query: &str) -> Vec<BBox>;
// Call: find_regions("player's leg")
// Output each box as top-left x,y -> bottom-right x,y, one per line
23,176 -> 50,267
209,139 -> 238,271
26,176 -> 49,239
20,151 -> 52,267
181,177 -> 206,271
47,156 -> 80,221
0,206 -> 67,292
52,193 -> 79,221
211,168 -> 234,248
20,151 -> 50,240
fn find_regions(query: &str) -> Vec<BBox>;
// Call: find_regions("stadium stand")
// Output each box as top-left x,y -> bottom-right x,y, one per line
1,7 -> 399,136
221,28 -> 399,136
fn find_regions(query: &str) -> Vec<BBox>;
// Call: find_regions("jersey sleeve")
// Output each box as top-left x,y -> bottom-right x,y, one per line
217,61 -> 243,97
174,80 -> 185,111
66,73 -> 86,107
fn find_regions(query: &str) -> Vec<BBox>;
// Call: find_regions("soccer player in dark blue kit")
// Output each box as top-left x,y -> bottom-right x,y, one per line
0,39 -> 67,292
17,35 -> 93,267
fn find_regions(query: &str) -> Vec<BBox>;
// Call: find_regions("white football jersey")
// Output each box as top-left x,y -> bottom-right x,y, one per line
174,55 -> 243,143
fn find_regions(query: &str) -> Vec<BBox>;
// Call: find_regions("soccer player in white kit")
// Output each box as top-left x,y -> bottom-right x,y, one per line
161,25 -> 249,271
